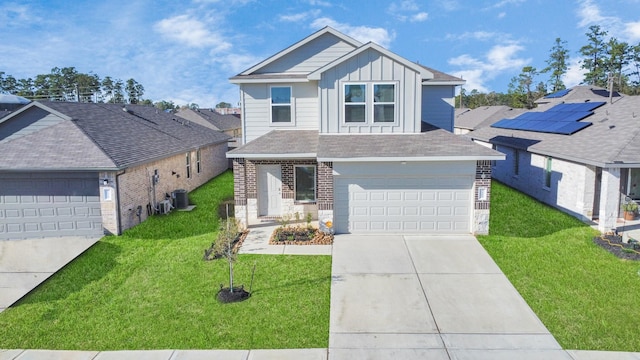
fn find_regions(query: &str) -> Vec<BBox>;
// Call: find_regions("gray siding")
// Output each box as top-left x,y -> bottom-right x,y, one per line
319,48 -> 422,134
241,82 -> 319,143
421,85 -> 456,132
0,107 -> 65,143
258,33 -> 356,74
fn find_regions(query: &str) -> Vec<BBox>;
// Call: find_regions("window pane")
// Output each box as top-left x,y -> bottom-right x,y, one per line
271,87 -> 291,104
345,84 -> 365,103
374,104 -> 394,122
272,105 -> 291,122
345,105 -> 366,122
295,166 -> 316,202
374,84 -> 394,102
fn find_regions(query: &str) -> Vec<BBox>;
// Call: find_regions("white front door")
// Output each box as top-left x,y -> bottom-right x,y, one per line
258,165 -> 282,216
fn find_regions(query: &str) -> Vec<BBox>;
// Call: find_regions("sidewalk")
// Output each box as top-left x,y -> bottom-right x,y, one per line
2,226 -> 640,360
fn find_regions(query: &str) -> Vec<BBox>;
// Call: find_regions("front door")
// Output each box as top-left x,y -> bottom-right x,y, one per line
258,165 -> 282,216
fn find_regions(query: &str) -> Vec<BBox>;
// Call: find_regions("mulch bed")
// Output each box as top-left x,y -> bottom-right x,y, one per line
216,286 -> 251,303
592,235 -> 640,261
269,226 -> 334,245
203,230 -> 249,260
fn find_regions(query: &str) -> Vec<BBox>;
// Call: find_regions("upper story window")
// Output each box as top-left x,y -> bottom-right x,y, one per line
345,84 -> 366,123
344,83 -> 396,124
373,84 -> 395,123
270,86 -> 291,123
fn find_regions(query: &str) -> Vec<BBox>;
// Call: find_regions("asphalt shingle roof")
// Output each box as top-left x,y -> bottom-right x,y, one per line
468,86 -> 640,167
186,109 -> 240,132
455,106 -> 525,131
227,128 -> 502,160
0,102 -> 230,170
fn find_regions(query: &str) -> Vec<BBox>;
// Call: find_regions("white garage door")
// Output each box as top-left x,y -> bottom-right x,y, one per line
0,172 -> 103,240
334,175 -> 473,234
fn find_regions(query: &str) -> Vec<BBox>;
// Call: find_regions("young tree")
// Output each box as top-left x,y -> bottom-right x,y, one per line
580,25 -> 608,87
542,38 -> 570,92
213,219 -> 239,293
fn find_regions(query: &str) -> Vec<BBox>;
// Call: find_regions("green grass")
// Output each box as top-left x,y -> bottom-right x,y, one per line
479,181 -> 640,352
0,171 -> 331,350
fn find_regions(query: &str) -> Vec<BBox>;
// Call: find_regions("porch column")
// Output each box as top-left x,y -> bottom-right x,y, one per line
232,158 -> 248,229
598,167 -> 621,233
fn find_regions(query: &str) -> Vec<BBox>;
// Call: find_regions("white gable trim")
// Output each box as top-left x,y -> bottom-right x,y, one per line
0,101 -> 72,125
239,27 -> 362,76
308,42 -> 434,81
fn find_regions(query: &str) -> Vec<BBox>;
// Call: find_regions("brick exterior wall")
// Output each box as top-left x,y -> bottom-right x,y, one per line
102,142 -> 228,235
233,159 -> 329,225
475,160 -> 492,210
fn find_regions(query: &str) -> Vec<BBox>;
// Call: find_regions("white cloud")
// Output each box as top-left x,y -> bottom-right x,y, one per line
388,1 -> 428,23
280,10 -> 322,22
486,0 -> 525,9
153,14 -> 231,52
624,21 -> 640,42
306,0 -> 332,6
563,58 -> 586,88
497,12 -> 506,19
576,0 -> 613,28
437,0 -> 460,11
0,3 -> 40,28
411,12 -> 429,22
310,18 -> 395,48
448,42 -> 530,92
447,31 -> 502,42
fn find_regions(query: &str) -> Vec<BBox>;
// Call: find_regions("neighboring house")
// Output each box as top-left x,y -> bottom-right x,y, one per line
226,27 -> 504,235
467,85 -> 640,233
454,106 -> 525,134
0,93 -> 30,115
0,101 -> 229,240
176,108 -> 242,147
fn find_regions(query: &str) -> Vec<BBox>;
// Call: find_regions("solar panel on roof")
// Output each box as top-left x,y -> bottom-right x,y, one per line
544,89 -> 572,98
490,100 -> 603,135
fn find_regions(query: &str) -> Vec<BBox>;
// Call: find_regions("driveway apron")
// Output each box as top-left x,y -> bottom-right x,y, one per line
328,234 -> 571,360
0,237 -> 100,312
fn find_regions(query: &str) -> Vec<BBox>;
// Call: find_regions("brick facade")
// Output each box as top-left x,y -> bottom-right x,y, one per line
101,142 -> 228,235
234,159 -> 332,227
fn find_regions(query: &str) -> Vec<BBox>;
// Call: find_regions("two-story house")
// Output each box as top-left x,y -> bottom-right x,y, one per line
227,27 -> 504,234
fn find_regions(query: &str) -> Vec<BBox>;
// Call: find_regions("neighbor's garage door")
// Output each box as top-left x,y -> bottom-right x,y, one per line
0,172 -> 103,240
333,162 -> 474,234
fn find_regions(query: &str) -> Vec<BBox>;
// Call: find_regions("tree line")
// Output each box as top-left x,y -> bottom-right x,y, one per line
459,25 -> 640,109
0,67 -> 146,104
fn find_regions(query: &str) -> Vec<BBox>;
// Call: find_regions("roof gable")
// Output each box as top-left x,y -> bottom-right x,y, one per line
308,42 -> 433,80
239,27 -> 362,76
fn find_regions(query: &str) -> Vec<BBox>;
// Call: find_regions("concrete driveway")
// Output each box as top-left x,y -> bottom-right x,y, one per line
0,237 -> 100,312
329,234 -> 572,360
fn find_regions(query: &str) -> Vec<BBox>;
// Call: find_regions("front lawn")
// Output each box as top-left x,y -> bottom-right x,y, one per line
0,171 -> 331,350
479,181 -> 640,352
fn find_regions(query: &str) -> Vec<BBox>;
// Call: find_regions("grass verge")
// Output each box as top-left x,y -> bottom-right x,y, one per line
479,181 -> 640,351
0,171 -> 331,350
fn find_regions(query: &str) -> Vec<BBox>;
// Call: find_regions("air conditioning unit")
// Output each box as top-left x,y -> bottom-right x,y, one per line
157,200 -> 173,214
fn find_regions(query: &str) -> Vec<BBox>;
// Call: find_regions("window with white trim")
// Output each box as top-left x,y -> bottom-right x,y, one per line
196,149 -> 201,174
373,84 -> 395,122
544,156 -> 552,188
270,86 -> 291,123
344,84 -> 366,123
295,165 -> 316,202
186,151 -> 192,179
344,82 -> 396,124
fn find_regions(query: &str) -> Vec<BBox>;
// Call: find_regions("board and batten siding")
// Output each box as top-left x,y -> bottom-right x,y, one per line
257,33 -> 356,74
241,82 -> 319,143
318,48 -> 422,134
421,85 -> 456,132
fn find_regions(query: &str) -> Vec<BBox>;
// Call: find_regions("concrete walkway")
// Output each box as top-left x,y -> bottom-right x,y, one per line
0,237 -> 100,313
2,227 -> 640,359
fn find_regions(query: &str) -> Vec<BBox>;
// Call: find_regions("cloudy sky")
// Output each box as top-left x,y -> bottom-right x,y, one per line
2,0 -> 640,107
